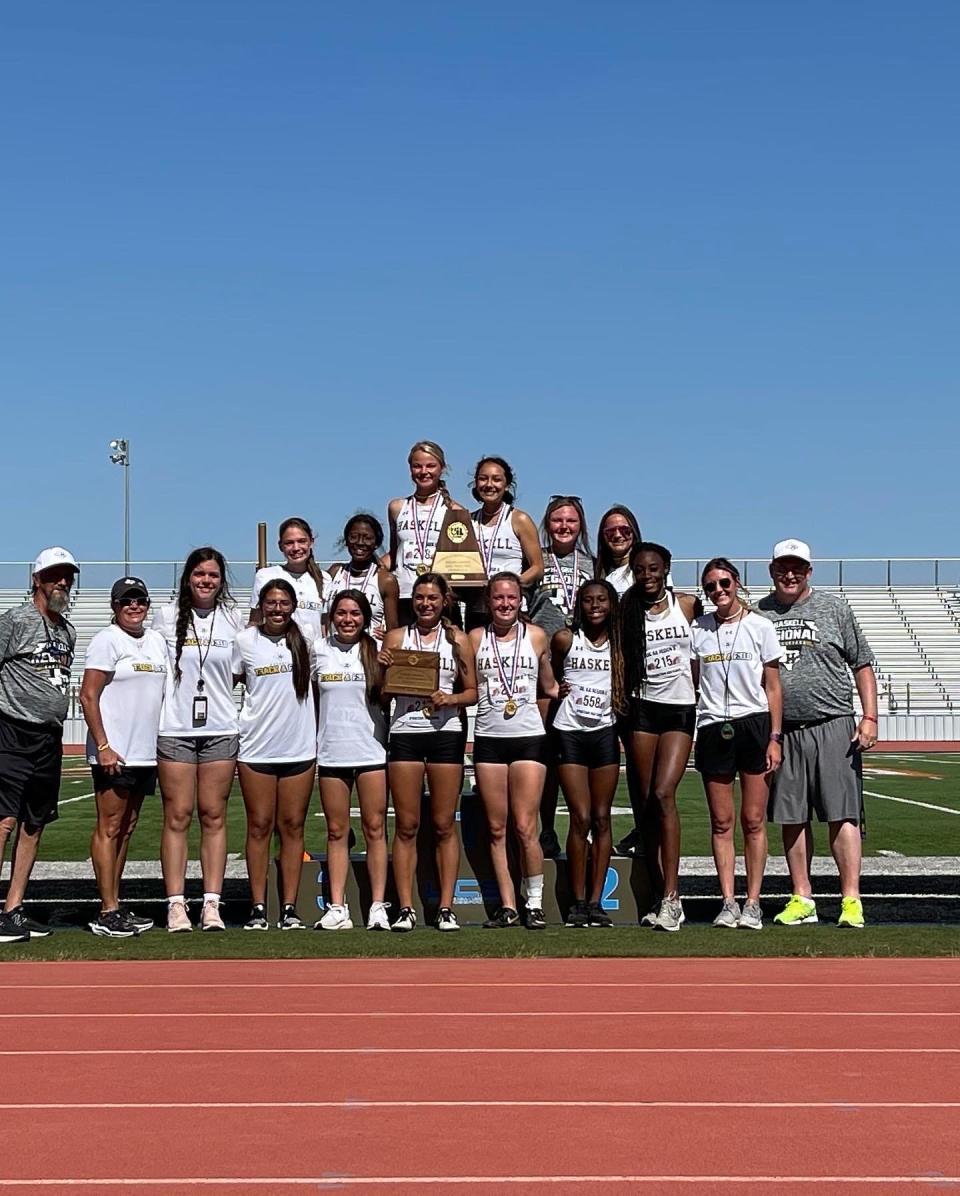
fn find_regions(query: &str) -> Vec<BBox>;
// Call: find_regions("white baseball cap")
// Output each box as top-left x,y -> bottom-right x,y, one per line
33,546 -> 80,576
771,538 -> 811,564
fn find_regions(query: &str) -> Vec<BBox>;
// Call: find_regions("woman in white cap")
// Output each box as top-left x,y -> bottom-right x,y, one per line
79,577 -> 168,937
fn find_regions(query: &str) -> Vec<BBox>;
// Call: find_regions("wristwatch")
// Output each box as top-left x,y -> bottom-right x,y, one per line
769,731 -> 784,744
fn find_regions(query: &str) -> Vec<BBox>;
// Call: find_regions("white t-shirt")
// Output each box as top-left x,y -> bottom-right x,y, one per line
326,564 -> 386,638
250,565 -> 331,639
690,610 -> 783,728
151,603 -> 243,738
603,563 -> 633,596
235,626 -> 318,764
83,625 -> 168,766
313,637 -> 387,766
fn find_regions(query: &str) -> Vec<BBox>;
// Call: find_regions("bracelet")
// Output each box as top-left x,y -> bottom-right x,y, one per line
861,715 -> 878,723
769,732 -> 784,744
96,742 -> 110,752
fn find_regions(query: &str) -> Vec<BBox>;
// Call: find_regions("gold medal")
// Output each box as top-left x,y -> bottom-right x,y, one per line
422,704 -> 434,719
415,563 -> 429,576
504,698 -> 518,717
720,722 -> 735,741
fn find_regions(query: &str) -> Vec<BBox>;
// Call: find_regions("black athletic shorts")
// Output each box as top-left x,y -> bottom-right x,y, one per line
473,735 -> 550,767
0,713 -> 63,827
240,759 -> 316,779
317,763 -> 386,784
389,732 -> 466,766
694,711 -> 770,777
554,725 -> 620,769
90,764 -> 158,797
628,699 -> 696,737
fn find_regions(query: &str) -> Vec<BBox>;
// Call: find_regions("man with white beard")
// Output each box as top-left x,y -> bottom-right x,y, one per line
0,547 -> 79,943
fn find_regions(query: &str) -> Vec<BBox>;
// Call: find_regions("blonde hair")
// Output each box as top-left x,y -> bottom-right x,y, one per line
407,440 -> 451,502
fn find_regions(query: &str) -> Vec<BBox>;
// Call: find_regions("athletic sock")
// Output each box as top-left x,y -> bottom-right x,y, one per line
521,874 -> 544,907
167,895 -> 185,907
203,891 -> 220,905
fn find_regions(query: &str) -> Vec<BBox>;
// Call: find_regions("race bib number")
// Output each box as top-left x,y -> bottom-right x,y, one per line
570,683 -> 610,723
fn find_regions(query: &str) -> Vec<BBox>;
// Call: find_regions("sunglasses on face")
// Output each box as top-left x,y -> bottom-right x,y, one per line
703,578 -> 734,595
117,597 -> 150,608
603,526 -> 634,540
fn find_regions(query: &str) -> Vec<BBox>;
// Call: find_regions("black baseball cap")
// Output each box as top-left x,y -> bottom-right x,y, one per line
110,576 -> 150,603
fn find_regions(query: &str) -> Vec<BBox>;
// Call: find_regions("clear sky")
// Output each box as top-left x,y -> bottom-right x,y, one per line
2,2 -> 957,574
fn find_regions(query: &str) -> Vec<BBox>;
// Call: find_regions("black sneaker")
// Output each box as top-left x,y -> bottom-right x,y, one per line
483,906 -> 520,929
279,904 -> 305,931
526,906 -> 547,931
120,907 -> 154,934
539,828 -> 561,859
613,827 -> 642,858
565,900 -> 590,928
391,907 -> 417,933
244,905 -> 269,932
89,909 -> 137,938
4,906 -> 52,939
0,911 -> 30,944
587,901 -> 613,928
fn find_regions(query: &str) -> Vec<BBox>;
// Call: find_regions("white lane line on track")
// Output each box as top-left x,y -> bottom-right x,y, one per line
1,1010 -> 956,1019
2,1046 -> 957,1057
57,792 -> 93,806
3,981 -> 958,991
1,1100 -> 959,1110
0,1178 -> 959,1188
864,788 -> 960,816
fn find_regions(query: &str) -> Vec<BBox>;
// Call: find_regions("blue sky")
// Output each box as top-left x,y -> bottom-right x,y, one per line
2,2 -> 957,575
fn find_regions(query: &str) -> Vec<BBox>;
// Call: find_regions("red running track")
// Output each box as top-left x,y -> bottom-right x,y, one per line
0,957 -> 957,1195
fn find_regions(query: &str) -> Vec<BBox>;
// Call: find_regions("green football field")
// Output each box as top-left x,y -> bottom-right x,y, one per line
44,750 -> 960,862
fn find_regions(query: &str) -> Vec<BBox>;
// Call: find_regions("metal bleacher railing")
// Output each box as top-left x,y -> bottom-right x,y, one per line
2,556 -> 960,734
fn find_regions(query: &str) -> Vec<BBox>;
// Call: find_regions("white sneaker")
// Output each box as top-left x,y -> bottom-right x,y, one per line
366,901 -> 391,931
391,907 -> 417,932
200,899 -> 225,932
315,904 -> 353,931
166,899 -> 192,934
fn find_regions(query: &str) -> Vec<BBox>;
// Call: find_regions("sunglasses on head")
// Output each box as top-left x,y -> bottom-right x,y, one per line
703,578 -> 734,594
548,495 -> 582,505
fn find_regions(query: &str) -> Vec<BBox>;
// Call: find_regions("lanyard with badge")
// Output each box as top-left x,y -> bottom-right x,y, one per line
716,611 -> 744,740
190,609 -> 216,728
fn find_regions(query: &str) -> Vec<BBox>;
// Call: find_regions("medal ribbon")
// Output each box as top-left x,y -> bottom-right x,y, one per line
345,562 -> 377,599
477,503 -> 509,576
549,550 -> 579,613
488,623 -> 524,704
408,492 -> 442,567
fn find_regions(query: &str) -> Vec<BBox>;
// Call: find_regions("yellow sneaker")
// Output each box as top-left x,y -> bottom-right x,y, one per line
837,896 -> 865,929
773,894 -> 818,926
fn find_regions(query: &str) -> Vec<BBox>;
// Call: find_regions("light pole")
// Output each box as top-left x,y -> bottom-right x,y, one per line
109,438 -> 130,573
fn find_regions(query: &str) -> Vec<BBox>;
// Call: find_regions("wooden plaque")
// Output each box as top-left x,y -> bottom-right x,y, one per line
382,649 -> 441,697
431,508 -> 487,587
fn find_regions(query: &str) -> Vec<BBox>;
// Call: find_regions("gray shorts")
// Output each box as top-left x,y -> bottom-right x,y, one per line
768,715 -> 862,825
157,735 -> 239,765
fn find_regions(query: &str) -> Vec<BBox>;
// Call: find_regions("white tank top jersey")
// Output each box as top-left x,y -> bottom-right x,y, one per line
313,637 -> 387,766
235,626 -> 318,764
395,494 -> 448,598
151,604 -> 243,738
471,506 -> 523,577
83,625 -> 168,765
327,564 -> 386,636
638,592 -> 697,706
604,563 -> 633,595
541,551 -> 595,619
250,564 -> 331,639
553,630 -> 615,732
690,610 -> 784,728
474,623 -> 545,738
390,625 -> 462,735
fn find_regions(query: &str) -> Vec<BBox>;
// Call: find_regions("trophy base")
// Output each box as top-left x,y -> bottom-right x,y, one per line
431,551 -> 487,587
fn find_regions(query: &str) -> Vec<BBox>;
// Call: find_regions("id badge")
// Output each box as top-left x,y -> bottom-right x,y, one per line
192,695 -> 209,728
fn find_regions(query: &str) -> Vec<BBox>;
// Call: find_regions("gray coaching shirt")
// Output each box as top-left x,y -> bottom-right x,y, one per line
0,601 -> 76,728
756,589 -> 873,723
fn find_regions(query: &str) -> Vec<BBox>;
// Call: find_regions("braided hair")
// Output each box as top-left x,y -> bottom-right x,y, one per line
174,547 -> 233,684
619,541 -> 672,696
571,579 -> 626,716
257,579 -> 311,701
